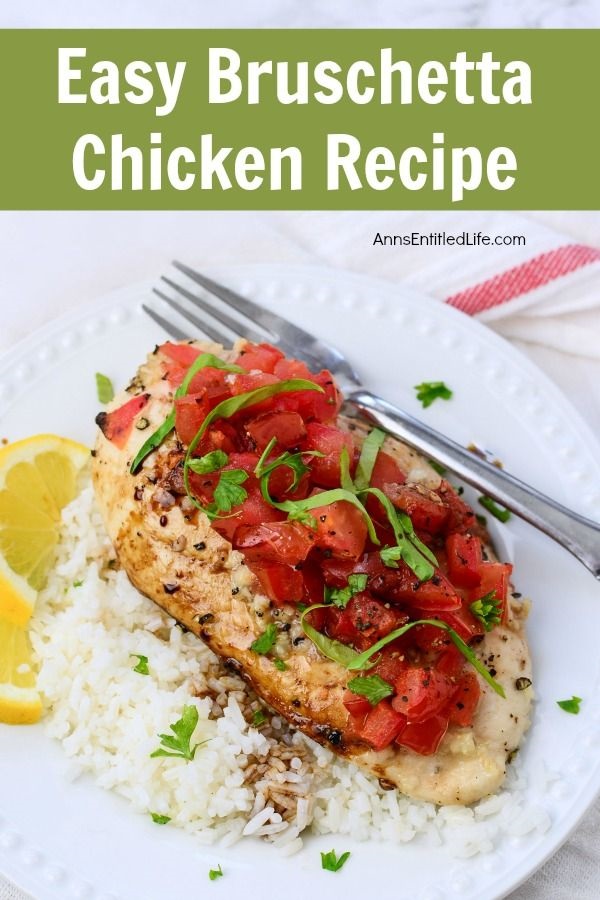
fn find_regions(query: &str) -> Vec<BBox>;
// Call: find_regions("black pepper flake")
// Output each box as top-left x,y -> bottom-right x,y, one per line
327,730 -> 342,746
293,636 -> 305,646
134,486 -> 144,501
515,677 -> 532,691
319,515 -> 327,523
163,583 -> 179,594
512,592 -> 522,599
159,515 -> 168,527
194,542 -> 206,551
136,417 -> 150,431
231,587 -> 240,595
280,623 -> 291,632
198,613 -> 214,624
90,449 -> 97,458
488,668 -> 497,677
292,699 -> 301,708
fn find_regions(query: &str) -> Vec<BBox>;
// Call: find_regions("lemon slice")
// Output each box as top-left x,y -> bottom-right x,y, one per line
0,616 -> 42,724
0,434 -> 90,626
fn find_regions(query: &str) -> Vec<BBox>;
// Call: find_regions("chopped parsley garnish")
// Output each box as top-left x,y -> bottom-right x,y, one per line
347,675 -> 393,705
73,579 -> 83,588
250,624 -> 278,655
150,704 -> 204,761
212,469 -> 249,513
478,496 -> 511,523
469,591 -> 502,632
414,381 -> 453,408
187,449 -> 229,475
150,812 -> 171,825
557,695 -> 582,715
325,573 -> 368,609
321,849 -> 351,873
208,865 -> 223,881
95,372 -> 114,404
252,709 -> 267,727
273,658 -> 288,671
131,654 -> 150,675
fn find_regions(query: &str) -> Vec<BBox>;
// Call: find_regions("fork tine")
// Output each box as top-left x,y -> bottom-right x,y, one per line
142,304 -> 189,341
161,275 -> 268,345
152,288 -> 232,347
171,260 -> 356,378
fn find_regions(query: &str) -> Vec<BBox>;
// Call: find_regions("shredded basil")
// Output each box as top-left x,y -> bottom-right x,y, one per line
478,495 -> 512,523
354,427 -> 386,491
300,605 -> 362,668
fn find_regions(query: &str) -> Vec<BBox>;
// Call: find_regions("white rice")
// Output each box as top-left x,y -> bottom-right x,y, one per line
30,485 -> 552,857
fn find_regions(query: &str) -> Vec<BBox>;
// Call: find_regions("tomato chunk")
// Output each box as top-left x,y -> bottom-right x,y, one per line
159,341 -> 200,366
174,392 -> 210,446
437,480 -> 478,535
235,342 -> 284,374
356,699 -> 407,751
396,714 -> 449,755
370,451 -> 406,492
447,673 -> 481,727
343,690 -> 372,719
369,563 -> 461,612
386,484 -> 449,534
328,593 -> 408,648
248,562 -> 304,606
392,667 -> 455,723
235,521 -> 314,566
446,533 -> 483,589
470,562 -> 512,624
303,423 -> 355,488
95,393 -> 150,450
245,411 -> 307,452
313,498 -> 367,560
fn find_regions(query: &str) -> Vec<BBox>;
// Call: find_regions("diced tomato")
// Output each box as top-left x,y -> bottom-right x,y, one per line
370,649 -> 408,686
396,714 -> 449,755
163,362 -> 187,388
434,598 -> 485,642
248,562 -> 305,607
370,451 -> 406,493
186,367 -> 231,407
313,498 -> 367,560
174,392 -> 210,446
298,370 -> 343,423
245,411 -> 307,452
235,521 -> 315,566
95,393 -> 150,450
226,452 -> 261,473
470,561 -> 512,624
266,463 -> 310,502
392,667 -> 455,723
230,372 -> 279,395
343,690 -> 371,719
356,699 -> 407,751
369,563 -> 461,612
436,480 -> 478,535
435,644 -> 465,678
303,423 -> 355,488
446,533 -> 483,589
386,484 -> 449,534
447,673 -> 481,727
212,482 -> 284,542
329,593 -> 408,648
273,358 -> 313,381
235,342 -> 284,374
192,425 -> 237,457
320,557 -> 359,587
158,341 -> 200,367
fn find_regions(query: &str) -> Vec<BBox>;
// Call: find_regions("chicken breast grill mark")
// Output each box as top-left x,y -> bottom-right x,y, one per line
92,341 -> 532,806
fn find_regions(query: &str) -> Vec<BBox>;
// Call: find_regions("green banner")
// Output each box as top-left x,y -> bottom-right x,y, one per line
0,29 -> 598,209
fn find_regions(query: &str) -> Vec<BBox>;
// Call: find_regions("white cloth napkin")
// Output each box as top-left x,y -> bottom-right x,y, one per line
0,209 -> 599,900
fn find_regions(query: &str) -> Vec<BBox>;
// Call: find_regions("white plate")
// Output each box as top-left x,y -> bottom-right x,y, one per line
1,264 -> 600,900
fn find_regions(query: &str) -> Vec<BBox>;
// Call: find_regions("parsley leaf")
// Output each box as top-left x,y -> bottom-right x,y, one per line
212,469 -> 248,513
95,372 -> 114,404
557,695 -> 582,715
321,850 -> 351,873
150,704 -> 204,761
252,709 -> 267,727
208,865 -> 223,881
251,624 -> 278,655
478,496 -> 511,523
470,591 -> 502,632
347,675 -> 393,705
273,658 -> 288,671
131,653 -> 149,675
325,573 -> 368,609
150,812 -> 171,825
73,579 -> 84,588
414,381 -> 453,408
187,449 -> 229,475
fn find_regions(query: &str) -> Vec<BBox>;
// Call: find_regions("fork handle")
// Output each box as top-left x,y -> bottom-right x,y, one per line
349,389 -> 600,580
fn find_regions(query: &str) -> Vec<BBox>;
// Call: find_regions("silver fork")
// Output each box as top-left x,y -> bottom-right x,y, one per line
144,261 -> 600,580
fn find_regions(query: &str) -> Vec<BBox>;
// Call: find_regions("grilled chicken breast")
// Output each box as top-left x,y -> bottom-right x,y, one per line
92,341 -> 532,806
